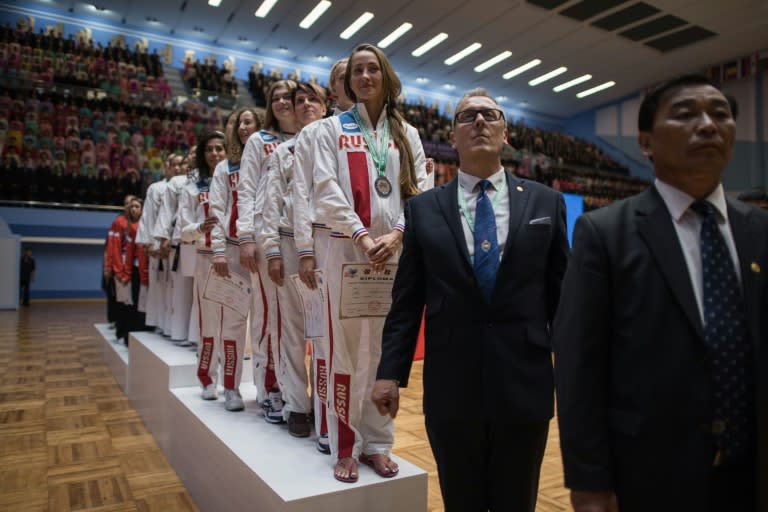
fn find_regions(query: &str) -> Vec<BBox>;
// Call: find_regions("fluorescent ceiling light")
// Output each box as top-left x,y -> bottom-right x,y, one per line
528,67 -> 567,86
474,51 -> 512,72
444,42 -> 482,65
300,1 -> 332,29
340,12 -> 374,39
208,0 -> 222,6
378,22 -> 413,48
553,74 -> 592,92
577,81 -> 616,98
411,33 -> 448,57
254,0 -> 278,17
502,59 -> 541,79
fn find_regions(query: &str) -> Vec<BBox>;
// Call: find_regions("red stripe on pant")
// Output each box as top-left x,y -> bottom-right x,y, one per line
347,151 -> 371,228
333,372 -> 355,459
229,191 -> 238,238
223,339 -> 237,390
256,270 -> 278,391
197,336 -> 215,387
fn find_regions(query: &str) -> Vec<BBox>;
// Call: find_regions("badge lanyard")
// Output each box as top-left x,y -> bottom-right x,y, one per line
350,105 -> 392,198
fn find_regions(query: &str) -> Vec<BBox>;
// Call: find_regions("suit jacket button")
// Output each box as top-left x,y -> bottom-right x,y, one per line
487,322 -> 493,328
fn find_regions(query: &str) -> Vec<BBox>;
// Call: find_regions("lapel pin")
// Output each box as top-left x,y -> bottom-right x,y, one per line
751,262 -> 760,273
516,185 -> 523,192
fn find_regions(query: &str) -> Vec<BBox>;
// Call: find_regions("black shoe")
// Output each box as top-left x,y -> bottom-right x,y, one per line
288,412 -> 311,437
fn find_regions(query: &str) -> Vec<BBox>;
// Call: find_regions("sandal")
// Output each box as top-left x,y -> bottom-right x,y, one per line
359,453 -> 399,478
333,457 -> 359,483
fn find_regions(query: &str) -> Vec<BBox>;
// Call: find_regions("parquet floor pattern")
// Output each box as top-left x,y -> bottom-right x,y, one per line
0,303 -> 570,511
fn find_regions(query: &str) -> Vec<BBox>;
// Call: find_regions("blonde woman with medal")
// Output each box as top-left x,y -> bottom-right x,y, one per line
313,44 -> 428,483
178,131 -> 227,400
236,79 -> 298,422
207,107 -> 261,412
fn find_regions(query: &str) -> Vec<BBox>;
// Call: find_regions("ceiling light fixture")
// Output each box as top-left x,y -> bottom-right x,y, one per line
378,22 -> 413,48
254,0 -> 278,18
299,1 -> 332,29
502,59 -> 541,79
340,11 -> 374,39
576,80 -> 616,98
474,50 -> 512,73
553,74 -> 592,92
415,77 -> 429,83
528,67 -> 567,86
208,0 -> 222,6
412,32 -> 448,57
444,42 -> 482,66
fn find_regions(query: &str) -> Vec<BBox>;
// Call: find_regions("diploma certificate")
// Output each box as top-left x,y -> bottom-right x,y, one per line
289,270 -> 327,339
339,263 -> 397,318
203,267 -> 252,318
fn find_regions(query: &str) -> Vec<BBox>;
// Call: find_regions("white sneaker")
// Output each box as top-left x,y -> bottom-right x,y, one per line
224,389 -> 244,411
264,390 -> 285,424
201,384 -> 217,400
316,433 -> 330,454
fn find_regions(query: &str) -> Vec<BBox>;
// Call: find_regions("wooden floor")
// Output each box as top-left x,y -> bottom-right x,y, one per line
0,303 -> 570,511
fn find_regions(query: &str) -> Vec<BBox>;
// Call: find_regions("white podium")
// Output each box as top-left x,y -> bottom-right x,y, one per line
93,325 -> 428,511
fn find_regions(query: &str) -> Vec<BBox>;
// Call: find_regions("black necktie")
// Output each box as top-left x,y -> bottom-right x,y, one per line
690,200 -> 754,464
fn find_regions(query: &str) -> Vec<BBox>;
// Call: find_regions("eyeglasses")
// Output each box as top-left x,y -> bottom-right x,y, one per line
454,108 -> 505,124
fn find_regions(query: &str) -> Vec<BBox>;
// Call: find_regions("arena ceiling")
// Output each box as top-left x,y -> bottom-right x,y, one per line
17,0 -> 768,118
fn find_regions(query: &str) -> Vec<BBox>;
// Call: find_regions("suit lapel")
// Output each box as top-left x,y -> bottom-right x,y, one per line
728,200 -> 762,350
635,187 -> 705,340
436,178 -> 472,268
500,173 -> 530,265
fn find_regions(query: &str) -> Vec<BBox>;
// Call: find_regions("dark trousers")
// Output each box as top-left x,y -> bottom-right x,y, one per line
709,461 -> 756,512
19,279 -> 30,305
425,417 -> 549,512
114,267 -> 146,343
102,274 -> 117,323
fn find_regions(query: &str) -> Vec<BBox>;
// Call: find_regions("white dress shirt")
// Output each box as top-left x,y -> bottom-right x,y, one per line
654,179 -> 742,325
457,168 -> 510,263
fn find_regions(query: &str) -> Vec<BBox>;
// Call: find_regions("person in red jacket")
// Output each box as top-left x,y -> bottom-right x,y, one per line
105,194 -> 136,335
119,196 -> 148,341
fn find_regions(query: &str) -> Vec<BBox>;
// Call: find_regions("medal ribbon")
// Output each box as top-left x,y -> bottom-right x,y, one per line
351,105 -> 389,179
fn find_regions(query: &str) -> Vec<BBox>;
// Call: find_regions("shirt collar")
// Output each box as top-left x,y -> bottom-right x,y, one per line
654,178 -> 728,222
458,167 -> 506,193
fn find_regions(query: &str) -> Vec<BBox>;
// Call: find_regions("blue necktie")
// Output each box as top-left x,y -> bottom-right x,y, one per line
473,180 -> 499,301
691,200 -> 754,464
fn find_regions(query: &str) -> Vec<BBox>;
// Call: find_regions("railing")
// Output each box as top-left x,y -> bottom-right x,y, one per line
0,199 -> 122,213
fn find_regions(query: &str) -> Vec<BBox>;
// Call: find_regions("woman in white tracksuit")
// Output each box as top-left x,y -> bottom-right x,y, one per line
178,131 -> 227,399
260,83 -> 327,437
292,58 -> 353,454
208,107 -> 262,411
313,44 -> 427,483
236,79 -> 298,423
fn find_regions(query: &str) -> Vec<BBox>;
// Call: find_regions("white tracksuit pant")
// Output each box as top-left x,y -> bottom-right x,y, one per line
249,264 -> 278,404
218,241 -> 249,390
272,232 -> 310,419
145,256 -> 165,328
194,250 -> 223,388
165,248 -> 193,341
310,228 -> 331,437
325,235 -> 394,463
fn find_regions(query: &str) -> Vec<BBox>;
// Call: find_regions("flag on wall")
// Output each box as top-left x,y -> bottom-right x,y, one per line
723,61 -> 739,81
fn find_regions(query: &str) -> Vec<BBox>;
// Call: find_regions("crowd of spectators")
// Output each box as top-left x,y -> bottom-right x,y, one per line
0,86 -> 223,204
183,58 -> 237,96
0,23 -> 172,106
1,39 -> 649,210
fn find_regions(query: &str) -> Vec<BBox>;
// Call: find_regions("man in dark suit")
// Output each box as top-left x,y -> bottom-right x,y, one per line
371,88 -> 569,511
553,74 -> 767,512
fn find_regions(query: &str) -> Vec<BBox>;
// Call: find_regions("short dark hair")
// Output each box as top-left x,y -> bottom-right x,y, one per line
638,74 -> 723,132
737,187 -> 768,203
